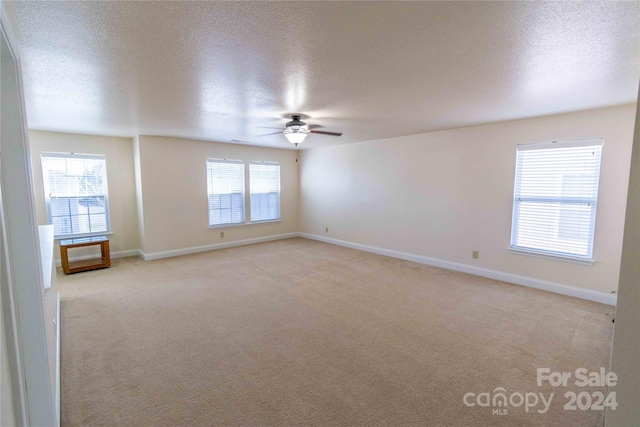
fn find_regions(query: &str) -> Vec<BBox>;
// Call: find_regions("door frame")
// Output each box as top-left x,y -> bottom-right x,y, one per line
0,3 -> 57,425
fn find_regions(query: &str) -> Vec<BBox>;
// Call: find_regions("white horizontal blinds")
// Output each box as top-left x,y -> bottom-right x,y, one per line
511,139 -> 603,260
250,162 -> 280,222
207,159 -> 245,226
41,153 -> 110,238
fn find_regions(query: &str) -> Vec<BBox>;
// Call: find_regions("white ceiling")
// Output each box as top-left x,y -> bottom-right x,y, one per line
6,1 -> 640,149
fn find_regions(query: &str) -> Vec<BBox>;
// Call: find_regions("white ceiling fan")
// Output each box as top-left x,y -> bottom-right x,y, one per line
258,115 -> 343,146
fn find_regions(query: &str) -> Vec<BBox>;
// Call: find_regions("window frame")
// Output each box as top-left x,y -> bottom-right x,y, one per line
206,158 -> 246,228
509,139 -> 603,264
41,152 -> 112,240
249,161 -> 281,223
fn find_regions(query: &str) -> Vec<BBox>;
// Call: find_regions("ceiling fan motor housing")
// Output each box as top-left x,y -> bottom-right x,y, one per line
286,115 -> 307,129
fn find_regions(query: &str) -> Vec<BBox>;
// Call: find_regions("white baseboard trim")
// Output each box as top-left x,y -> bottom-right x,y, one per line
54,249 -> 141,267
55,292 -> 60,427
298,233 -> 617,307
140,232 -> 299,261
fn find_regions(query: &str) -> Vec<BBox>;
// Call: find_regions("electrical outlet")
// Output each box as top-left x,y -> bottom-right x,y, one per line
325,227 -> 329,233
472,250 -> 479,259
220,231 -> 224,238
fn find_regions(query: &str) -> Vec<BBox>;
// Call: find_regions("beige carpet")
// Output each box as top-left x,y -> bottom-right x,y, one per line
59,237 -> 613,426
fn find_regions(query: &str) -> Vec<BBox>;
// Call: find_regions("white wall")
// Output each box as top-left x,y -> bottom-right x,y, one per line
606,101 -> 640,425
133,136 -> 146,254
29,131 -> 139,260
28,132 -> 300,259
136,136 -> 298,256
300,105 -> 636,295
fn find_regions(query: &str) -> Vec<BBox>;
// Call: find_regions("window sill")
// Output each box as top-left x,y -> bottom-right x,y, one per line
208,220 -> 282,230
508,247 -> 594,266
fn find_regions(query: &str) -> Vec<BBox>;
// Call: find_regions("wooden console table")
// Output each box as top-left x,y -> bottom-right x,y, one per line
59,236 -> 111,274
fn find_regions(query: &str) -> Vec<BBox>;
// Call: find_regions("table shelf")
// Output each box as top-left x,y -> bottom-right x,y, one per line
59,236 -> 110,274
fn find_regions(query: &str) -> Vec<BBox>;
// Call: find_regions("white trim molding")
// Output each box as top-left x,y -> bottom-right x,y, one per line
508,247 -> 594,266
140,233 -> 298,261
298,233 -> 617,307
1,7 -> 58,424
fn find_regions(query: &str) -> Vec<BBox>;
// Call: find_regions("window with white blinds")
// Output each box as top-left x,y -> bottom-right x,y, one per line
207,159 -> 245,226
41,153 -> 111,239
250,162 -> 280,222
510,139 -> 603,261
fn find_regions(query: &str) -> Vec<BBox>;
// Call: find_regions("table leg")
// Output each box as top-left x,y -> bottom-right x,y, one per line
60,246 -> 70,274
102,240 -> 111,267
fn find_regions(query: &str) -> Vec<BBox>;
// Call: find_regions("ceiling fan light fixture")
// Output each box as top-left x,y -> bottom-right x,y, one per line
284,131 -> 307,145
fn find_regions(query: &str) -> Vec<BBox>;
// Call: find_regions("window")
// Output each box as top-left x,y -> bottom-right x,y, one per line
207,159 -> 245,226
250,162 -> 281,222
41,153 -> 111,239
510,139 -> 603,262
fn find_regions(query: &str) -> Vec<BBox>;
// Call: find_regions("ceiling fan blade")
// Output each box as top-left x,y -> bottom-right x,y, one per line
310,130 -> 342,137
256,131 -> 283,137
257,126 -> 284,130
307,124 -> 323,130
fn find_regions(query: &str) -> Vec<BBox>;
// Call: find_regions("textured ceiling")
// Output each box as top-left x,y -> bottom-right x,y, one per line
6,1 -> 640,149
